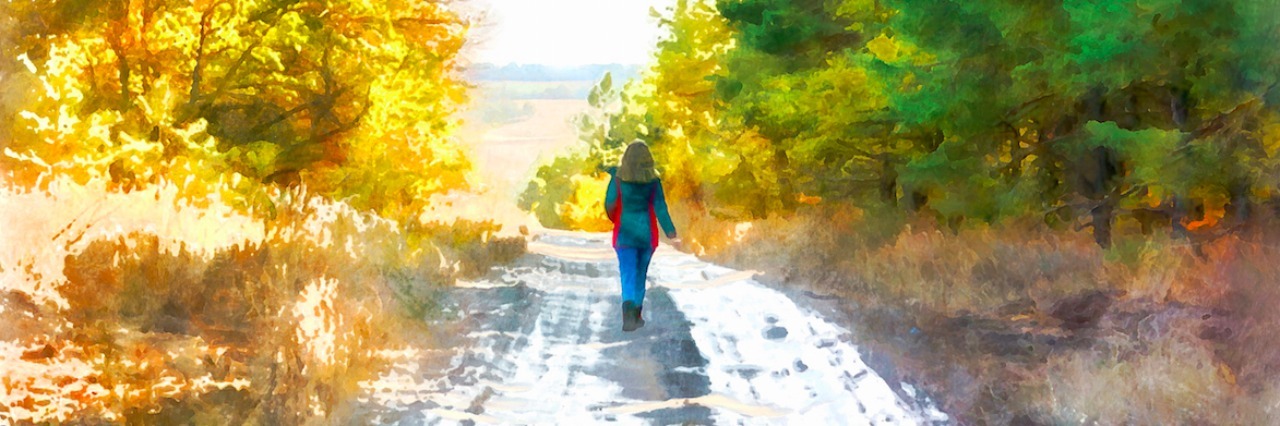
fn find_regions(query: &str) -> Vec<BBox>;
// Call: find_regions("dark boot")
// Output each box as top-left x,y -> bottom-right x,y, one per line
635,305 -> 645,329
622,301 -> 638,332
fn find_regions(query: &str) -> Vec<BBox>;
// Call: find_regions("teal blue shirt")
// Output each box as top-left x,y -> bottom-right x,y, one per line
604,172 -> 677,249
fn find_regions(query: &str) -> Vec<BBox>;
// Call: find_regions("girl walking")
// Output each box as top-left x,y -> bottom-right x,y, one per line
604,140 -> 680,332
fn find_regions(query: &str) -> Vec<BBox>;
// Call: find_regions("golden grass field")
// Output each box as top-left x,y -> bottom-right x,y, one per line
436,93 -> 591,235
460,98 -> 588,194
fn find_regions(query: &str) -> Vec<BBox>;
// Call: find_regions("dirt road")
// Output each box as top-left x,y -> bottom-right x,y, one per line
363,231 -> 949,425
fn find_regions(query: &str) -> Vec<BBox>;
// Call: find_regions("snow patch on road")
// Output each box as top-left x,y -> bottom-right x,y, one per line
650,251 -> 950,425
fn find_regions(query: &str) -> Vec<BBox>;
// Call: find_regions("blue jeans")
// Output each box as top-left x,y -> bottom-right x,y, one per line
616,246 -> 655,306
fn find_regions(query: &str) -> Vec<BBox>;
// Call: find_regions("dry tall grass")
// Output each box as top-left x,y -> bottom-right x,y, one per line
672,200 -> 1280,425
0,175 -> 524,424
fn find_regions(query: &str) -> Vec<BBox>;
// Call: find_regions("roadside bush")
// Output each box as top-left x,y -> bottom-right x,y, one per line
518,153 -> 615,231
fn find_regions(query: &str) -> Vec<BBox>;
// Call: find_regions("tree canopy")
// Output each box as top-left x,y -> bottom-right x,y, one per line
1,0 -> 472,221
536,0 -> 1280,247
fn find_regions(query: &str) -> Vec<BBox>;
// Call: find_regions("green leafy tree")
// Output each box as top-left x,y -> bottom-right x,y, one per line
526,0 -> 1280,247
887,0 -> 1280,244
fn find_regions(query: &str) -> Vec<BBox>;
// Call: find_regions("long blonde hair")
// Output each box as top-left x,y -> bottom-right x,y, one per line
617,140 -> 659,183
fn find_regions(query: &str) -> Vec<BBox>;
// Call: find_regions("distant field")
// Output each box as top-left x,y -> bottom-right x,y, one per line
436,96 -> 589,232
465,63 -> 641,83
460,98 -> 589,185
423,78 -> 597,232
474,80 -> 599,100
460,79 -> 597,189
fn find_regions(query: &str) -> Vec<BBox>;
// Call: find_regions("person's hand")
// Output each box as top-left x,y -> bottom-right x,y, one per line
669,236 -> 684,251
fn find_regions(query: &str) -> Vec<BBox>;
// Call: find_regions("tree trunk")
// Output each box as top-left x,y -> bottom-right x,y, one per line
1079,87 -> 1120,248
1091,200 -> 1114,248
108,0 -> 132,110
1170,195 -> 1189,239
1227,179 -> 1252,229
773,146 -> 797,211
879,156 -> 898,206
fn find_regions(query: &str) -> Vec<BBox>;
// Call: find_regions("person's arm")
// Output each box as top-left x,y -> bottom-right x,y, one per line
653,180 -> 677,238
604,171 -> 619,222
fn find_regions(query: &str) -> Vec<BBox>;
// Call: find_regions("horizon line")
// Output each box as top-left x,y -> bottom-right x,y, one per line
466,62 -> 647,68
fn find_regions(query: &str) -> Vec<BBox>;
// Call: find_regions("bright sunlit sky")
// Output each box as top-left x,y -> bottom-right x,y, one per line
463,0 -> 676,66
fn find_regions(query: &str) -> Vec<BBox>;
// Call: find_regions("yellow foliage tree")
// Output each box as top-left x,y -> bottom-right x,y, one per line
1,0 -> 472,221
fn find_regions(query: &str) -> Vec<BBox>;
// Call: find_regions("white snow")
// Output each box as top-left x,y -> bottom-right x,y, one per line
650,248 -> 947,425
365,232 -> 948,424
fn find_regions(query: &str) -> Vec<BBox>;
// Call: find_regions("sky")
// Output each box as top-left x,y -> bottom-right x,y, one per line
462,0 -> 675,66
